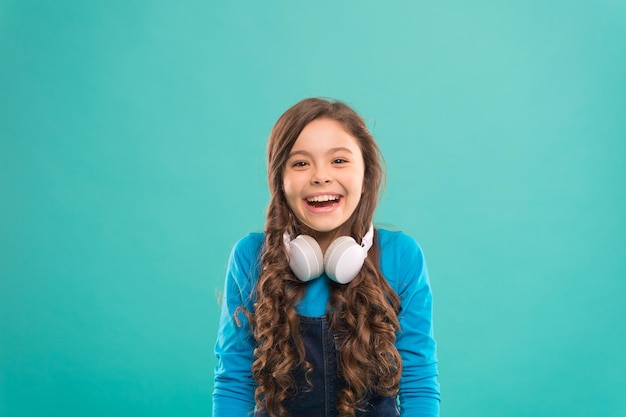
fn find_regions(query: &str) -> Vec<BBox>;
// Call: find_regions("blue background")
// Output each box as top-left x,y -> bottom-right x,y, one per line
1,1 -> 625,416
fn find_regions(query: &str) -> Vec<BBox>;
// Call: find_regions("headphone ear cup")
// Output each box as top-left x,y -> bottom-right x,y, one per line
324,236 -> 367,284
287,235 -> 324,282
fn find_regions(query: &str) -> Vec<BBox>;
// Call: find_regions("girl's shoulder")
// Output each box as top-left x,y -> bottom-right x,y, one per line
377,228 -> 425,259
376,228 -> 428,296
227,232 -> 265,284
232,232 -> 265,257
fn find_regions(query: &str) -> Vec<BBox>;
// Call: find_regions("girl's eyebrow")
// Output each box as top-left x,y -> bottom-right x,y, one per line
288,147 -> 354,158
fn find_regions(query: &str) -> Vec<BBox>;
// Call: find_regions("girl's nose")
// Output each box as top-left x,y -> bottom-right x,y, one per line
311,169 -> 332,185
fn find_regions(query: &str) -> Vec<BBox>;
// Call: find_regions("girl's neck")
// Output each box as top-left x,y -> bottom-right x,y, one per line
311,229 -> 340,254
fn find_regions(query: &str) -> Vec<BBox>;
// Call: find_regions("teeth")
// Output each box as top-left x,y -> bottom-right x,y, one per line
307,194 -> 339,203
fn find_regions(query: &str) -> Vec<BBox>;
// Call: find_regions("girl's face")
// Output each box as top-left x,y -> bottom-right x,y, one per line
283,118 -> 365,239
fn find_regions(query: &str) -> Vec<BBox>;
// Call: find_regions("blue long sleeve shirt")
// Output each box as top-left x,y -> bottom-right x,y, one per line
213,229 -> 440,416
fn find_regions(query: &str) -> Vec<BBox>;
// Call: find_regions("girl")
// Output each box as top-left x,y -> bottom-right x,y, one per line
213,98 -> 440,417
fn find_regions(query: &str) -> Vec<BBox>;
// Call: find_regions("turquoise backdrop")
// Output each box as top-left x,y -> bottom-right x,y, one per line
1,1 -> 625,416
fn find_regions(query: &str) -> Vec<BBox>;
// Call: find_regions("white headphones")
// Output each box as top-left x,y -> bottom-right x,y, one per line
282,224 -> 374,284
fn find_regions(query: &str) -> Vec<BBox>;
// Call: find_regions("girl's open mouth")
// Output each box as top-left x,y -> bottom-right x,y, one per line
306,194 -> 341,208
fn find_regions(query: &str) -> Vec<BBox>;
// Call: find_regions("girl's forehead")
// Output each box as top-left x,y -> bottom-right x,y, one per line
290,119 -> 360,153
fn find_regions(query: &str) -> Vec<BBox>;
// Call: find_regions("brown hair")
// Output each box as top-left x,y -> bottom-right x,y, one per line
250,98 -> 401,417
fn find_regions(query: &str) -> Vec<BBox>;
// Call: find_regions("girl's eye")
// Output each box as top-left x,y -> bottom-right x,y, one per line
292,161 -> 308,167
333,158 -> 347,164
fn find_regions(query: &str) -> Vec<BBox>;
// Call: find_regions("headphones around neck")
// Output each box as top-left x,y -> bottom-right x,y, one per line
283,224 -> 374,284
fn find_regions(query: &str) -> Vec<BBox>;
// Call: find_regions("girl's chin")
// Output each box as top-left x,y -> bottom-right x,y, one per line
299,219 -> 344,235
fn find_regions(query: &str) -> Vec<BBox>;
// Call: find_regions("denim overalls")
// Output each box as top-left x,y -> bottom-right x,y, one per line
255,315 -> 399,417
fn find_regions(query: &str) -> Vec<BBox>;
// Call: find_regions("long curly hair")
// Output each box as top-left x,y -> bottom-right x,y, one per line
250,98 -> 402,417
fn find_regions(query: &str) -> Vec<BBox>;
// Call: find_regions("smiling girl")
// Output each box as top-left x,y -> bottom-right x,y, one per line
213,98 -> 440,417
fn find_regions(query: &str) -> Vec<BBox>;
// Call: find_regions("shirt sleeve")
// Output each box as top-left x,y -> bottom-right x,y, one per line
392,232 -> 441,417
212,235 -> 260,417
